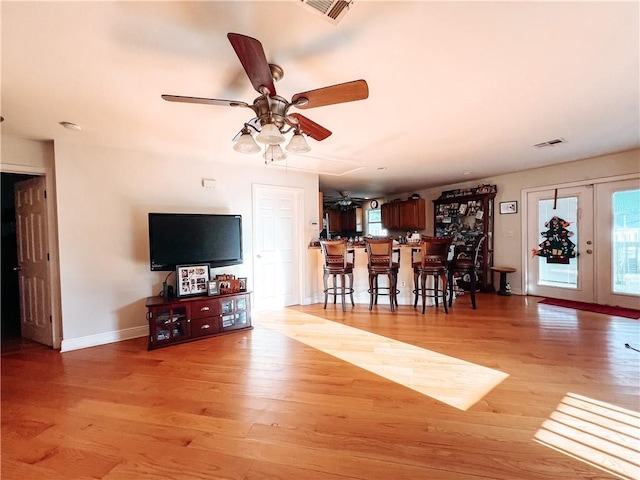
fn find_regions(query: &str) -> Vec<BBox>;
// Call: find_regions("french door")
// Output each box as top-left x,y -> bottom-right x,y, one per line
526,178 -> 640,309
252,185 -> 303,310
594,179 -> 640,309
527,185 -> 594,303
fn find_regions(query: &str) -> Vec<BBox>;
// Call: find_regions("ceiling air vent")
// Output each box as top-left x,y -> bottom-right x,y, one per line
533,138 -> 567,148
300,0 -> 354,25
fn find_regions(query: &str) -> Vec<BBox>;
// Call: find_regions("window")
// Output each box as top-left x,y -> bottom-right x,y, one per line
367,208 -> 387,237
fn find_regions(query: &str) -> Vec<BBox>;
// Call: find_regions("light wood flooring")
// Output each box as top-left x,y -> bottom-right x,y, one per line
2,294 -> 639,479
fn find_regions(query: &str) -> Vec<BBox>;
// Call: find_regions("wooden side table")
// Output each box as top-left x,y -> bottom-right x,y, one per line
491,266 -> 516,296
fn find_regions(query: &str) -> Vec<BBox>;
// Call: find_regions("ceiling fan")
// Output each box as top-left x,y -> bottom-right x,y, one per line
162,33 -> 369,163
327,191 -> 366,208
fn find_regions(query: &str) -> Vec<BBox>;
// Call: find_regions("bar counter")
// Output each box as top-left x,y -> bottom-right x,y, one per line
311,243 -> 443,307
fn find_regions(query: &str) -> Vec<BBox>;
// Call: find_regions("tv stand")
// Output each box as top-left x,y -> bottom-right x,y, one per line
145,291 -> 252,350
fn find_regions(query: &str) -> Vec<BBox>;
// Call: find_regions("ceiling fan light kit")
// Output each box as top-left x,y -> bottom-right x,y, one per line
163,32 -> 368,165
285,132 -> 311,153
263,144 -> 287,163
232,129 -> 261,154
255,122 -> 285,145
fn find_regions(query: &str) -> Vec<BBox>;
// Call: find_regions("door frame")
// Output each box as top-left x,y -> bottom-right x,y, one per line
1,163 -> 62,349
521,173 -> 640,303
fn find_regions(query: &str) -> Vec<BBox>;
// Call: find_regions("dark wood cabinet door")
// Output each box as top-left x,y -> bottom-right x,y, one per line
399,199 -> 425,230
381,202 -> 399,229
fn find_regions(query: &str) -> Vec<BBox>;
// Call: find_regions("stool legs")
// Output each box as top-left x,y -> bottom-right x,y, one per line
414,271 -> 449,314
448,270 -> 478,310
368,272 -> 397,312
323,271 -> 354,312
323,272 -> 329,309
469,271 -> 477,309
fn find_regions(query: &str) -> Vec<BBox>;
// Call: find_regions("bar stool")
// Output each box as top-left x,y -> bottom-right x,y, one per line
412,236 -> 453,314
320,239 -> 355,312
448,234 -> 485,309
364,238 -> 400,312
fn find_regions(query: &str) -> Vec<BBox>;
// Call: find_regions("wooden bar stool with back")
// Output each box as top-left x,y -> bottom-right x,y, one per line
364,237 -> 400,312
320,239 -> 355,312
412,236 -> 453,314
448,234 -> 485,309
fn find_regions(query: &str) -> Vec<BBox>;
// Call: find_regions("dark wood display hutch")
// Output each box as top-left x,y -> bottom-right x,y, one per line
145,291 -> 252,350
433,185 -> 496,292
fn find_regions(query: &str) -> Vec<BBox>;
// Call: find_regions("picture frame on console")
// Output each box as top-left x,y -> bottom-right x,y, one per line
176,264 -> 210,298
238,277 -> 247,291
207,280 -> 219,296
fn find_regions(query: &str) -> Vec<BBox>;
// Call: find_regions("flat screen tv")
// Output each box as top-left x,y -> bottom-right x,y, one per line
148,213 -> 243,271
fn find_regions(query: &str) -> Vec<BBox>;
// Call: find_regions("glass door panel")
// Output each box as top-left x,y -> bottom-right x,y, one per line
155,306 -> 189,342
537,196 -> 578,289
527,185 -> 594,302
612,189 -> 640,294
595,179 -> 640,309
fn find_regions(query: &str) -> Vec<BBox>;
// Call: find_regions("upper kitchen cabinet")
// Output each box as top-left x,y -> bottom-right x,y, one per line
325,207 -> 362,236
382,197 -> 425,230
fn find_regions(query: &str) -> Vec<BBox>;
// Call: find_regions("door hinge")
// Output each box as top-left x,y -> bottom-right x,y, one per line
44,190 -> 47,199
49,315 -> 52,323
47,253 -> 50,261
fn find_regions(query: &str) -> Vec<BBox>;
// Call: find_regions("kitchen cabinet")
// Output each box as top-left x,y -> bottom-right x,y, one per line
382,198 -> 425,230
327,210 -> 342,233
399,198 -> 425,230
325,208 -> 361,235
381,202 -> 399,229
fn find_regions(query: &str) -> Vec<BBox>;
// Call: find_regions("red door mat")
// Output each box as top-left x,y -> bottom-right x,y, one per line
538,298 -> 640,319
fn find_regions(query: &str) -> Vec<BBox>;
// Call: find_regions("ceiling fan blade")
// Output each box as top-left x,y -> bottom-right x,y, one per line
288,113 -> 332,141
291,79 -> 368,109
227,33 -> 276,97
162,94 -> 249,108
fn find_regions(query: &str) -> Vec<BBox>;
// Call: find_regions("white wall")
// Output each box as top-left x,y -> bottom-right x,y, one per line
410,148 -> 640,295
1,135 -> 64,348
4,136 -> 320,350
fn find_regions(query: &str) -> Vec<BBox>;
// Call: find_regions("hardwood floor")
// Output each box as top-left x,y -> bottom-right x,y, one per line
2,294 -> 639,479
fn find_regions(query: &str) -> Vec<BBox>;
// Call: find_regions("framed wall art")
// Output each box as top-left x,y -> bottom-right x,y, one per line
500,201 -> 518,214
176,264 -> 210,298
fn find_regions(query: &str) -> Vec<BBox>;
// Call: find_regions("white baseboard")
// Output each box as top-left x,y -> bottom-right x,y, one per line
60,325 -> 148,352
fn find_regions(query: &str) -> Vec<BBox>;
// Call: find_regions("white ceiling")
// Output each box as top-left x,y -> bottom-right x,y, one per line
2,1 -> 639,201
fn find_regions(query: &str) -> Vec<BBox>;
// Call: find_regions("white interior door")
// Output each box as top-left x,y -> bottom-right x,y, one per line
252,185 -> 303,310
526,185 -> 595,302
15,176 -> 53,346
594,179 -> 640,310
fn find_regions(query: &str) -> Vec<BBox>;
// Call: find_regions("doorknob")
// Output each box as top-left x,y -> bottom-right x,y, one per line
256,254 -> 262,259
13,265 -> 21,272
585,249 -> 593,254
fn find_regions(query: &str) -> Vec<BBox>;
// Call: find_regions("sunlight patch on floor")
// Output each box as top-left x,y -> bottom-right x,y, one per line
255,309 -> 509,411
534,392 -> 640,480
